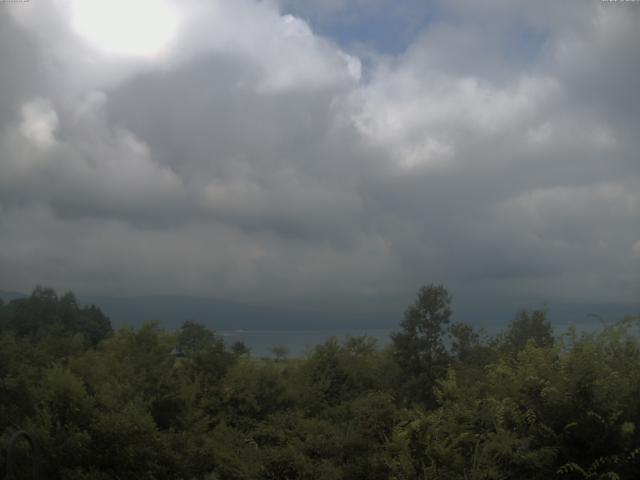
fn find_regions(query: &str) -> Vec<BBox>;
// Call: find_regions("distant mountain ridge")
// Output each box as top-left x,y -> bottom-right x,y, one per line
2,289 -> 637,333
2,289 -> 396,331
80,294 -> 398,331
0,290 -> 27,302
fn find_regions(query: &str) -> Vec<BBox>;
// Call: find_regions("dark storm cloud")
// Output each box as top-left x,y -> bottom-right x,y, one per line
0,0 -> 638,314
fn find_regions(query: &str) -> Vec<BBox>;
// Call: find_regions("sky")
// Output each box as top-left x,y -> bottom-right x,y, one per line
0,0 -> 639,321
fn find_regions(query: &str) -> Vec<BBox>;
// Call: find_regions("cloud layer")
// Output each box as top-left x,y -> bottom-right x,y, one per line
1,0 -> 638,317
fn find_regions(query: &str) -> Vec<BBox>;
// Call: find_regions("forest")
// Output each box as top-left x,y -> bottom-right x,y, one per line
1,285 -> 639,480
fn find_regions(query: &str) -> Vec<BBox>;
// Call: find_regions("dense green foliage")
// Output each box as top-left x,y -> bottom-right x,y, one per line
1,285 -> 639,479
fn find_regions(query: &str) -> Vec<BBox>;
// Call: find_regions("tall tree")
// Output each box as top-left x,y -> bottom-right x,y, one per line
177,320 -> 216,353
391,284 -> 452,406
502,308 -> 554,352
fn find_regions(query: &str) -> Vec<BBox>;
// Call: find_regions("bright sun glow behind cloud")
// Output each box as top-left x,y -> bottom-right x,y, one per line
70,0 -> 180,60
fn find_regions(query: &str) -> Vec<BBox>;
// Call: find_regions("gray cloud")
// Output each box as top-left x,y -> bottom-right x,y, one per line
0,1 -> 638,319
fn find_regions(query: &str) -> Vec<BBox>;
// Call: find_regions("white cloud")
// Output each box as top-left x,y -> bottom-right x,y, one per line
2,91 -> 184,222
527,122 -> 552,145
1,0 -> 639,311
351,68 -> 558,170
500,183 -> 638,239
20,98 -> 59,147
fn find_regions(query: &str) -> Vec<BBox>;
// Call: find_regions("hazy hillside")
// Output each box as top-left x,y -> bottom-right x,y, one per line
0,290 -> 26,303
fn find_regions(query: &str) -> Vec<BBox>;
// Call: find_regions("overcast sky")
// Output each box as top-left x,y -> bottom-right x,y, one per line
0,0 -> 638,316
